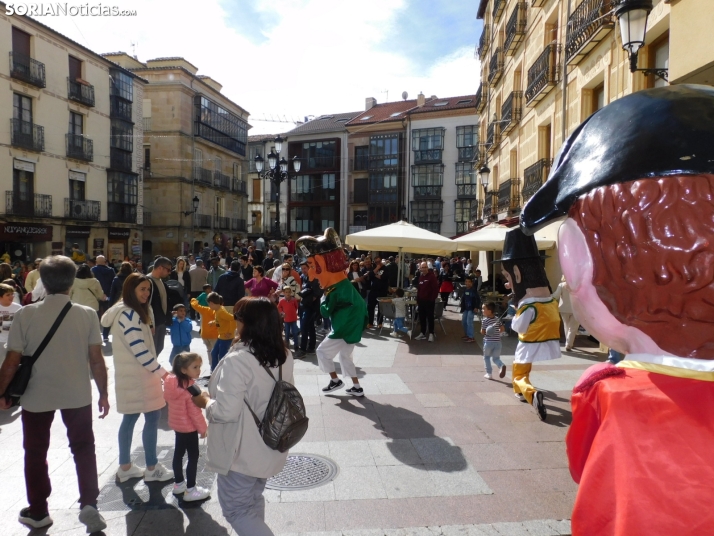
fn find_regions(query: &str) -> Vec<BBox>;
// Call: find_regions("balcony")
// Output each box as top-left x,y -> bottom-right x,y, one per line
497,178 -> 522,214
232,178 -> 247,194
305,156 -> 338,169
107,202 -> 136,223
413,186 -> 442,199
9,51 -> 45,88
566,0 -> 615,65
231,218 -> 247,232
368,188 -> 398,204
486,121 -> 500,154
501,91 -> 523,135
196,214 -> 213,228
6,192 -> 52,217
458,146 -> 476,162
413,149 -> 442,164
473,147 -> 486,167
110,95 -> 132,122
194,167 -> 212,186
478,28 -> 489,59
67,78 -> 95,107
457,184 -> 478,198
492,0 -> 505,21
522,159 -> 552,203
483,193 -> 497,221
505,3 -> 527,55
214,171 -> 231,191
470,199 -> 484,223
475,83 -> 488,113
11,119 -> 44,152
526,43 -> 561,106
64,198 -> 100,221
110,148 -> 132,172
488,48 -> 504,86
66,133 -> 94,162
351,155 -> 369,172
215,216 -> 230,229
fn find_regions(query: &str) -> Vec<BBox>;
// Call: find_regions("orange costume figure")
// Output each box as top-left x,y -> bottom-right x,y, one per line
521,85 -> 714,536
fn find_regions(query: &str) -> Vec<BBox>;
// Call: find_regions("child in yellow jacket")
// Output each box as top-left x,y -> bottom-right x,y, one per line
203,292 -> 236,371
190,297 -> 219,359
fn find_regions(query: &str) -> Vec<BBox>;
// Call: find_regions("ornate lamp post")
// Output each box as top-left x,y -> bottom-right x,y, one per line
614,0 -> 668,81
254,135 -> 301,240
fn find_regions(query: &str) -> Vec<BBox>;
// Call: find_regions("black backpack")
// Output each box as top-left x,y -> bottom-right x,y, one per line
245,364 -> 308,453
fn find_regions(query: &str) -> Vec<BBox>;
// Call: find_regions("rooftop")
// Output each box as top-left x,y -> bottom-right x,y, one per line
284,111 -> 362,136
346,100 -> 422,126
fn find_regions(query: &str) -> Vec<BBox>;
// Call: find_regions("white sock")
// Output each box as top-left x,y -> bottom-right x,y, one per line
353,382 -> 360,387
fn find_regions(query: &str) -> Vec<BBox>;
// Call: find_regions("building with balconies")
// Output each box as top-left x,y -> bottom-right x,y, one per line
104,54 -> 250,258
246,134 -> 287,239
0,4 -> 146,263
474,0 -> 670,233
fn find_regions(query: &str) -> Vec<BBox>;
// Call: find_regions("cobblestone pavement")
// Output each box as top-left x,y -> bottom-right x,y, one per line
0,304 -> 601,535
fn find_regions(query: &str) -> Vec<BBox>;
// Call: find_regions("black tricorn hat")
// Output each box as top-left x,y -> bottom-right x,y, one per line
521,84 -> 714,234
296,227 -> 343,260
500,228 -> 541,262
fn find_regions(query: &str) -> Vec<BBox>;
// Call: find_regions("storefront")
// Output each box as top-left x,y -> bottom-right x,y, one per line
108,228 -> 141,262
0,222 -> 53,262
64,225 -> 91,258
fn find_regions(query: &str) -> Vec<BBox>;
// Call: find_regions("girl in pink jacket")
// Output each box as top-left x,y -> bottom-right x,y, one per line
163,352 -> 209,502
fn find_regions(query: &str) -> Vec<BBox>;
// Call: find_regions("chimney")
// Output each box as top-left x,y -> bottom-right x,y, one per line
365,97 -> 377,110
417,92 -> 425,107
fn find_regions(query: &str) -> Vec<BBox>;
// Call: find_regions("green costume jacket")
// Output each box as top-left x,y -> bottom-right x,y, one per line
320,278 -> 368,344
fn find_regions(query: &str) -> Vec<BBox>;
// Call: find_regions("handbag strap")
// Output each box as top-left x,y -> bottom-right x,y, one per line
26,301 -> 73,367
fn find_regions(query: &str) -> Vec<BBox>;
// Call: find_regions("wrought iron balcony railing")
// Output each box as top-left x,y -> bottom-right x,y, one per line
11,119 -> 44,152
232,178 -> 247,194
9,51 -> 45,88
107,202 -> 136,223
214,171 -> 231,191
110,95 -> 132,122
566,0 -> 615,65
6,192 -> 52,217
66,133 -> 94,162
194,167 -> 213,186
522,159 -> 552,202
413,149 -> 442,164
215,216 -> 231,229
486,121 -> 500,153
367,188 -> 398,204
475,83 -> 488,113
64,198 -> 100,221
488,47 -> 504,86
471,199 -> 484,222
497,178 -> 521,214
231,218 -> 247,232
493,0 -> 505,21
478,28 -> 490,59
196,214 -> 213,228
413,186 -> 442,199
483,193 -> 497,221
457,184 -> 478,199
110,148 -> 132,172
526,43 -> 561,105
505,2 -> 527,55
68,78 -> 95,107
458,146 -> 476,162
501,91 -> 523,135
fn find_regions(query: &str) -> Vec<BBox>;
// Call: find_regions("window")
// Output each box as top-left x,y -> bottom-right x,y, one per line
353,178 -> 368,203
110,70 -> 133,102
455,199 -> 471,223
194,95 -> 248,155
456,125 -> 478,148
369,172 -> 397,190
216,196 -> 224,218
411,201 -> 443,233
433,101 -> 449,106
13,93 -> 32,123
354,145 -> 369,171
455,163 -> 476,184
412,164 -> 444,186
389,112 -> 402,117
69,112 -> 83,135
193,148 -> 202,176
353,210 -> 367,226
369,135 -> 399,168
144,146 -> 151,171
69,171 -> 85,201
107,171 -> 137,204
301,140 -> 337,169
368,205 -> 398,227
13,165 -> 33,209
252,178 -> 261,200
412,128 -> 444,150
651,39 -> 669,89
249,145 -> 263,172
290,173 -> 337,202
68,56 -> 82,81
111,119 -> 133,151
360,115 -> 373,121
457,99 -> 472,105
214,157 -> 222,174
12,27 -> 30,56
290,206 -> 336,234
592,84 -> 605,112
233,162 -> 240,179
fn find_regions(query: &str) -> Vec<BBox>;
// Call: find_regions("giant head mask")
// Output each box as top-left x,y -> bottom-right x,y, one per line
295,228 -> 349,289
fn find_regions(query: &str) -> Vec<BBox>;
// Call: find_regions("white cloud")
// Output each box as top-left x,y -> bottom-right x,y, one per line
32,0 -> 479,134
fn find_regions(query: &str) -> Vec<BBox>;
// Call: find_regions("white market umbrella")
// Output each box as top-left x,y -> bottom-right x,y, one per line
454,221 -> 561,251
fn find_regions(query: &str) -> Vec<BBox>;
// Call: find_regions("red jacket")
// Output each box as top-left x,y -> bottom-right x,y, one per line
416,271 -> 439,301
567,362 -> 714,535
278,296 -> 299,323
163,374 -> 208,435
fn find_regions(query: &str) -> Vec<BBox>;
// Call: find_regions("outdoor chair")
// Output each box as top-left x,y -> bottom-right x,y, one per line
434,299 -> 447,335
378,301 -> 396,335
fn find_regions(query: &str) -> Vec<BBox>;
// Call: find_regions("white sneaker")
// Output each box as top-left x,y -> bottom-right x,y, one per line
183,486 -> 210,501
428,334 -> 435,342
414,333 -> 427,340
116,464 -> 144,482
172,481 -> 187,495
78,505 -> 107,533
144,463 -> 174,482
484,373 -> 492,379
389,331 -> 398,337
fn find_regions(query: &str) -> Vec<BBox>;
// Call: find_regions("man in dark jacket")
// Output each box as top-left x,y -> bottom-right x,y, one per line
214,260 -> 245,312
366,257 -> 389,328
295,261 -> 322,358
414,261 -> 439,342
239,255 -> 253,281
148,257 -> 172,357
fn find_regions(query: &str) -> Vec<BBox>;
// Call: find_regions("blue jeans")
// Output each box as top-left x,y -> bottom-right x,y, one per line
284,321 -> 299,349
608,349 -> 625,364
483,341 -> 506,375
393,317 -> 408,333
211,339 -> 232,371
169,344 -> 191,365
462,310 -> 474,338
118,409 -> 161,466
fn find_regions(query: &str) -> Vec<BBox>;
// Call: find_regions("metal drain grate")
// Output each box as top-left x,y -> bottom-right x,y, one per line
266,454 -> 339,491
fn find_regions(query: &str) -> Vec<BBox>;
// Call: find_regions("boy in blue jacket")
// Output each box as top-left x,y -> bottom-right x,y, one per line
169,304 -> 193,365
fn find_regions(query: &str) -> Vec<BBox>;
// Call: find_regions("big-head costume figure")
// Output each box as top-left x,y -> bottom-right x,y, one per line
500,229 -> 560,421
296,228 -> 368,396
521,85 -> 714,535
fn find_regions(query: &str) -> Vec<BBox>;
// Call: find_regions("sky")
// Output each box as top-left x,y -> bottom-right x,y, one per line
26,0 -> 483,135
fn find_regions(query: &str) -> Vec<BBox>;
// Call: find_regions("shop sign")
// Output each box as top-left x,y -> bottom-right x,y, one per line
0,223 -> 52,241
66,226 -> 91,238
108,228 -> 131,240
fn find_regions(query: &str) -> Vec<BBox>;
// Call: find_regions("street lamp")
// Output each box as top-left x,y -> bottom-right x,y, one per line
254,136 -> 301,239
183,195 -> 200,254
614,0 -> 668,81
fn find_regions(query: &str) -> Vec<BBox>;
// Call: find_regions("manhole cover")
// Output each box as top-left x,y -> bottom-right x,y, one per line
266,454 -> 339,491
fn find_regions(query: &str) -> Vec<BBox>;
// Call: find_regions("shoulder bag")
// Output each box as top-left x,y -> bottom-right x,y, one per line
2,301 -> 73,407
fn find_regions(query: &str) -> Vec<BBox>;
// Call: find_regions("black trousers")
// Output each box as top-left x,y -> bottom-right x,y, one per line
418,299 -> 435,335
188,292 -> 202,319
368,290 -> 387,325
300,308 -> 317,351
173,431 -> 199,488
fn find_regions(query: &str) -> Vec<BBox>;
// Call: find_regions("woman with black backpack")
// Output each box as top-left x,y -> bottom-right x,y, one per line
192,296 -> 297,536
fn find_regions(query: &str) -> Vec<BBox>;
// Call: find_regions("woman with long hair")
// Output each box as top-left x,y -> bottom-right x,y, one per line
193,297 -> 293,535
70,264 -> 106,312
101,273 -> 174,484
347,260 -> 362,294
170,257 -> 191,306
